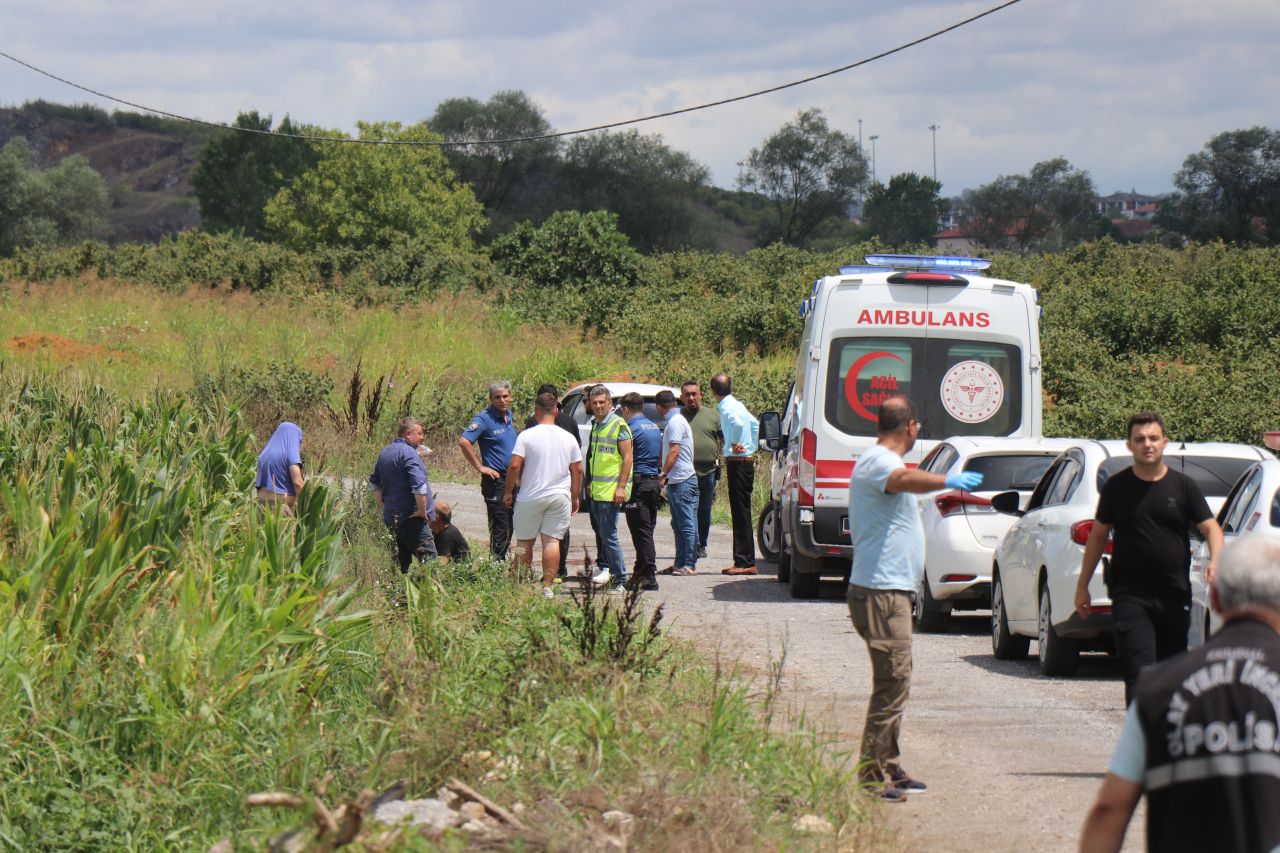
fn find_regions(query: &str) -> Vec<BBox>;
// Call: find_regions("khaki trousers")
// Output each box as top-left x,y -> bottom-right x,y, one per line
847,584 -> 914,782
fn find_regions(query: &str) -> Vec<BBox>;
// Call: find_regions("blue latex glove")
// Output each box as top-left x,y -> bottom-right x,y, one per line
945,471 -> 984,491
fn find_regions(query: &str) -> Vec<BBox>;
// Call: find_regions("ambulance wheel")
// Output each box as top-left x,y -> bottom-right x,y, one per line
757,500 -> 782,562
788,553 -> 821,599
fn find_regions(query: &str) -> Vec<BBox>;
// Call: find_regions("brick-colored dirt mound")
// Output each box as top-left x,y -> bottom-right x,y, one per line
5,333 -> 124,362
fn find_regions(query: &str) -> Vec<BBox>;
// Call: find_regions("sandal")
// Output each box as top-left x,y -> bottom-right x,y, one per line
657,566 -> 678,575
673,567 -> 697,576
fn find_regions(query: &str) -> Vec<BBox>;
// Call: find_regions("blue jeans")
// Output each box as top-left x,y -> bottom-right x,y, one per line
589,498 -> 626,584
696,469 -> 718,550
666,477 -> 700,570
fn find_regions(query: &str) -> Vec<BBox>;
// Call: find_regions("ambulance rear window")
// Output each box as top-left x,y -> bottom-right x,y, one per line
825,337 -> 1022,438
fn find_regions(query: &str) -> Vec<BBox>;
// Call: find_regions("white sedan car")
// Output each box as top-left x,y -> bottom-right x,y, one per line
559,382 -> 680,453
913,437 -> 1074,632
1188,456 -> 1280,646
991,440 -> 1269,675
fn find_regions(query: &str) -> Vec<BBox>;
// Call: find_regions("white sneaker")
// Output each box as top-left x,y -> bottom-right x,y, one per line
590,568 -> 612,585
542,586 -> 555,599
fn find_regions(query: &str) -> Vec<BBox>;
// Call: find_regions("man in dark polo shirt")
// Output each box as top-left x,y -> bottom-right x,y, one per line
429,498 -> 470,564
459,380 -> 517,560
1075,411 -> 1225,705
1080,534 -> 1280,852
620,392 -> 662,591
681,379 -> 723,559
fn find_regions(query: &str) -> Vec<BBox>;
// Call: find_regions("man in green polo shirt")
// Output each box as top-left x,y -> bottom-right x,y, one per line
680,379 -> 723,559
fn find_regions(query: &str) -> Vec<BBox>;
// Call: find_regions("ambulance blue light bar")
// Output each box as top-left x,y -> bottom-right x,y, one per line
863,254 -> 991,271
837,265 -> 883,275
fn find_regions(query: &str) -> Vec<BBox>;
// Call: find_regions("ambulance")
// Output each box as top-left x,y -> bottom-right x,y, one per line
759,254 -> 1043,598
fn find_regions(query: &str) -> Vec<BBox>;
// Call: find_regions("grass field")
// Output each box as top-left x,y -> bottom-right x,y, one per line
0,281 -> 881,850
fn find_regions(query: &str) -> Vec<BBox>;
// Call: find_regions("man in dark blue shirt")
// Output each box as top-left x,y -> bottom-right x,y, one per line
370,416 -> 437,572
459,380 -> 518,560
620,393 -> 662,591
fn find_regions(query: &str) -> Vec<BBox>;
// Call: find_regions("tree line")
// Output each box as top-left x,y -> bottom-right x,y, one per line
0,92 -> 1277,258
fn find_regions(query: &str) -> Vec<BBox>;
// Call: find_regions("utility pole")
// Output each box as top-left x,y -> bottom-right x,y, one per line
928,124 -> 940,183
735,160 -> 746,185
858,118 -> 863,152
868,135 -> 879,185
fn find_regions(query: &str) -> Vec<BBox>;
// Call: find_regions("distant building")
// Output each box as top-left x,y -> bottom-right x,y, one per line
934,226 -> 981,254
1096,190 -> 1162,219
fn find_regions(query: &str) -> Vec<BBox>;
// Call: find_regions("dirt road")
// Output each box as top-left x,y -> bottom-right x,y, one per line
431,481 -> 1143,851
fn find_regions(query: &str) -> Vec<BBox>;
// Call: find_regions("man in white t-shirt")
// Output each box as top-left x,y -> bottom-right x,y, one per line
504,392 -> 584,598
656,390 -> 700,575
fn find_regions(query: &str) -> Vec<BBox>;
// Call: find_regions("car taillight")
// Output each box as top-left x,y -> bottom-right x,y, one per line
1071,520 -> 1113,553
798,428 -> 816,507
934,490 -> 992,517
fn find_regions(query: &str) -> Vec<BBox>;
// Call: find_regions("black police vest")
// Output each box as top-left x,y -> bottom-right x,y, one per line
1133,618 -> 1280,852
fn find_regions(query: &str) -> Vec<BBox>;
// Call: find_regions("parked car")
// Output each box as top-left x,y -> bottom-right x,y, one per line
913,437 -> 1075,631
990,441 -> 1270,675
1188,456 -> 1280,647
559,382 -> 680,453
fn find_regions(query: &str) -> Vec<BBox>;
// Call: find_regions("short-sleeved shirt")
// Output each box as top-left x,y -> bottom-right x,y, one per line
369,438 -> 435,525
1095,467 -> 1212,597
683,405 -> 723,476
661,411 -> 696,484
433,524 -> 470,561
848,444 -> 923,591
512,423 -> 583,502
461,405 -> 517,473
626,414 -> 662,477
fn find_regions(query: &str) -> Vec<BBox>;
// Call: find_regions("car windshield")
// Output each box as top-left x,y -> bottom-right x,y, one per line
1096,455 -> 1257,497
962,453 -> 1057,491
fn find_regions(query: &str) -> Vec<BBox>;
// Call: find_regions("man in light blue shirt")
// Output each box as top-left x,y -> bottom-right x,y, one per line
847,397 -> 982,801
710,373 -> 759,574
656,390 -> 699,575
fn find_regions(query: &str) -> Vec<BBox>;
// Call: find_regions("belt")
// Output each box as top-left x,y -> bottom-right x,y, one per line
725,455 -> 755,462
636,474 -> 661,480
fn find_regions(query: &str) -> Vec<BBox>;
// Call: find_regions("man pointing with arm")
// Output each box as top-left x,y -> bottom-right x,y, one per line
847,396 -> 982,801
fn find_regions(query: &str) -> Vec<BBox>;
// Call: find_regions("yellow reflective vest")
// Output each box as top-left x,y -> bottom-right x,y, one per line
588,413 -> 633,502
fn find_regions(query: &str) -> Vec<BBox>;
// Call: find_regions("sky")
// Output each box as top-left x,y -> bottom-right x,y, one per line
4,0 -> 1279,196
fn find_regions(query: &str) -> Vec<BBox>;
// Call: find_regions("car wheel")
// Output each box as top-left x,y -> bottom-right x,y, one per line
991,572 -> 1030,659
756,500 -> 782,562
1038,582 -> 1080,676
788,552 -> 821,599
914,571 -> 952,633
776,544 -> 792,584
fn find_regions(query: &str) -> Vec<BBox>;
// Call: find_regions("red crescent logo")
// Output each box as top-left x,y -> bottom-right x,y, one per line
844,351 -> 904,421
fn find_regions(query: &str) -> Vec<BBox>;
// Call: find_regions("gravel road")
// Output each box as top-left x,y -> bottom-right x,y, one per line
431,481 -> 1144,851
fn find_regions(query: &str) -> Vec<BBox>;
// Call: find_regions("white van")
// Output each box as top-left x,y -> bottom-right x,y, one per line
759,254 -> 1044,598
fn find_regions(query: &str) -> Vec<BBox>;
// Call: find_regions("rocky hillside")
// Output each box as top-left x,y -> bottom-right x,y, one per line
0,101 -> 212,243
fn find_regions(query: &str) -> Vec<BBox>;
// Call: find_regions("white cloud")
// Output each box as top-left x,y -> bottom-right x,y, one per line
3,0 -> 1279,194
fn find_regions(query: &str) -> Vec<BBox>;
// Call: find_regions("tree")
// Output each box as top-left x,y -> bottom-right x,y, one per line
263,121 -> 485,253
428,91 -> 559,233
0,137 -> 108,256
863,172 -> 948,247
192,111 -> 321,238
560,130 -> 710,253
966,157 -> 1102,253
738,108 -> 868,247
1156,127 -> 1280,245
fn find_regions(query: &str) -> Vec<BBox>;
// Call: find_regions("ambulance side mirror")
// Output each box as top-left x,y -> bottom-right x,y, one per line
760,411 -> 784,451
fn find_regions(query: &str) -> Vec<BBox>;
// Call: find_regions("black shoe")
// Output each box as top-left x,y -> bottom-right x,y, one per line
697,546 -> 707,559
875,785 -> 909,802
890,771 -> 927,794
639,579 -> 659,591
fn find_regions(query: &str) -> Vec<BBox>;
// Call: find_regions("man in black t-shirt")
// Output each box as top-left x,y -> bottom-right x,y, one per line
1079,534 -> 1280,852
524,384 -> 580,577
429,499 -> 471,564
1075,411 -> 1224,705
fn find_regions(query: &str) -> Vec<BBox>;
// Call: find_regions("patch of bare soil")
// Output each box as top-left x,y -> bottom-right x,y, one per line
5,333 -> 128,362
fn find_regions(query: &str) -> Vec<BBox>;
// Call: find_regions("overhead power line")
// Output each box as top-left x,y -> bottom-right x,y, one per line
0,0 -> 1023,147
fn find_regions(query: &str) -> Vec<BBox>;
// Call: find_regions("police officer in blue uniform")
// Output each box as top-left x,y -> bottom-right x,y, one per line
459,380 -> 518,559
619,392 -> 662,591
